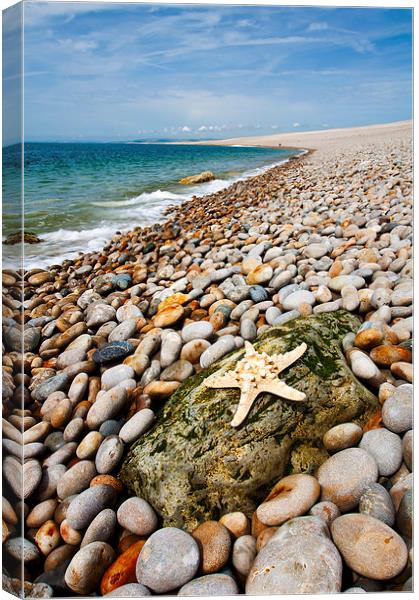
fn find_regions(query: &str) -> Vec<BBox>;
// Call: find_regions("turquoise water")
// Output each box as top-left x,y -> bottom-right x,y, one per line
2,142 -> 299,268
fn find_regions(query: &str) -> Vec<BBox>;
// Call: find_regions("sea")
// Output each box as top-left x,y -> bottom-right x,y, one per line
2,142 -> 300,269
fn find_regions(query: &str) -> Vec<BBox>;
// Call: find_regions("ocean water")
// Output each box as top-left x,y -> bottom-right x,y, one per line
2,142 -> 300,269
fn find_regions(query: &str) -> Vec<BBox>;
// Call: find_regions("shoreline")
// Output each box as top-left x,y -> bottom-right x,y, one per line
178,120 -> 412,153
3,146 -> 305,272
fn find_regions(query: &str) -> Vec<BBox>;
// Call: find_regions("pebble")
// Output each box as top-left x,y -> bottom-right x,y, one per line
402,430 -> 412,470
101,365 -> 135,391
249,285 -> 269,302
381,384 -> 412,433
370,345 -> 411,367
160,332 -> 182,368
219,512 -> 249,538
43,441 -> 77,468
68,373 -> 89,404
390,361 -> 413,382
246,516 -> 342,594
359,483 -> 395,527
256,474 -> 320,526
116,304 -> 143,322
240,318 -> 257,340
309,501 -> 341,525
44,544 -> 77,572
65,542 -> 115,594
200,335 -> 236,368
95,435 -> 125,474
5,537 -> 41,562
396,488 -> 412,539
117,497 -> 158,535
153,304 -> 185,328
247,264 -> 273,285
181,339 -> 211,364
282,290 -> 315,311
390,473 -> 413,511
104,583 -> 152,597
26,499 -> 58,528
34,519 -> 61,556
323,423 -> 363,453
161,359 -> 194,382
135,527 -> 200,593
178,574 -> 239,596
331,513 -> 408,580
359,428 -> 403,476
100,538 -> 146,595
124,353 -> 150,376
59,415 -> 81,441
66,484 -> 117,530
86,304 -> 116,328
86,386 -> 127,429
182,321 -> 214,342
232,534 -> 257,576
81,508 -> 117,547
50,398 -> 72,428
36,464 -> 67,502
119,409 -> 155,444
32,373 -> 69,402
317,448 -> 378,511
57,460 -> 97,500
347,349 -> 382,382
192,521 -> 231,574
329,275 -> 365,291
76,431 -> 104,459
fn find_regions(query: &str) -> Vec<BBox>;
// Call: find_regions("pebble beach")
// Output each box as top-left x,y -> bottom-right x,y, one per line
2,121 -> 413,596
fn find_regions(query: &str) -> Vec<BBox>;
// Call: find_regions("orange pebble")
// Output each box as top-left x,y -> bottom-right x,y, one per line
100,540 -> 146,595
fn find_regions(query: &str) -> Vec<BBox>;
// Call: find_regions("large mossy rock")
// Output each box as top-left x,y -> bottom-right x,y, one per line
120,311 -> 379,531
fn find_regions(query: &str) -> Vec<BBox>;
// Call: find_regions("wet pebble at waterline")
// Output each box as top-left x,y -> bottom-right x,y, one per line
2,127 -> 413,595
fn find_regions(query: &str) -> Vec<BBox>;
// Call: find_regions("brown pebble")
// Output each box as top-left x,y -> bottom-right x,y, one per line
370,345 -> 412,367
60,519 -> 83,545
219,512 -> 250,538
50,398 -> 73,429
192,520 -> 232,574
256,527 -> 278,551
90,474 -> 124,493
34,519 -> 61,556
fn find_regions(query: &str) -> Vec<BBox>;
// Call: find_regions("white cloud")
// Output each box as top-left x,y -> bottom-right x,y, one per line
181,125 -> 191,132
198,125 -> 208,131
293,122 -> 301,128
307,22 -> 329,32
58,38 -> 98,52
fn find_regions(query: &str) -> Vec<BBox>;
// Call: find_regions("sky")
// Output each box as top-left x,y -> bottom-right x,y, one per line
3,2 -> 413,143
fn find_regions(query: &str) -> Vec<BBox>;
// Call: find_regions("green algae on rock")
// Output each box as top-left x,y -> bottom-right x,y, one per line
120,311 -> 379,531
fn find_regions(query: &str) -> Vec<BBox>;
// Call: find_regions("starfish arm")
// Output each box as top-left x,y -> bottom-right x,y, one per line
231,388 -> 260,427
260,379 -> 306,402
274,342 -> 307,373
205,373 -> 239,389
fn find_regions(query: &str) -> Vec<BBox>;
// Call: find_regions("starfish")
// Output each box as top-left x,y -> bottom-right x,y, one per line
205,341 -> 307,427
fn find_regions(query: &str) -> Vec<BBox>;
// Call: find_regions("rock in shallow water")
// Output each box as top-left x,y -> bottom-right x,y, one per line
120,312 -> 378,530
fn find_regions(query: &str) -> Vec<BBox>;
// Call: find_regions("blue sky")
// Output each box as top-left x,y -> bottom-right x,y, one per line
4,2 -> 413,143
